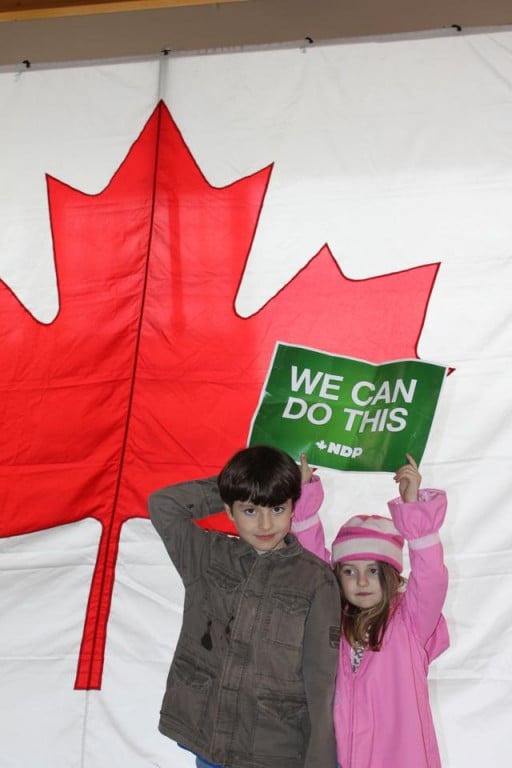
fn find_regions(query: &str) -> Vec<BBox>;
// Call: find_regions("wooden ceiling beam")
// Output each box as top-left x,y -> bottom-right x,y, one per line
0,0 -> 245,23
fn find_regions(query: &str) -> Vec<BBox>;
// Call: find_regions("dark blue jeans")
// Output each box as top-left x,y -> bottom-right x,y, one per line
195,756 -> 223,768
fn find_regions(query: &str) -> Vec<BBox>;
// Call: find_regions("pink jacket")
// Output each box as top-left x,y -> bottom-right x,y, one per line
292,477 -> 449,768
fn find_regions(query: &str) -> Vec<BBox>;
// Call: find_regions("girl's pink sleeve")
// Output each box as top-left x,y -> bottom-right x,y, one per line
291,475 -> 330,563
388,489 -> 449,660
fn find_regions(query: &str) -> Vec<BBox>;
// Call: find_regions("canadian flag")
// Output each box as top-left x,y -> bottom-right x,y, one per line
1,30 -> 512,767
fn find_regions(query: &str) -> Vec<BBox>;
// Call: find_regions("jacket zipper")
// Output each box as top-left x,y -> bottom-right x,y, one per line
348,643 -> 370,768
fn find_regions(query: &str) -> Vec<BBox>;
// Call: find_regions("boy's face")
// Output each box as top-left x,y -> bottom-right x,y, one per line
225,499 -> 294,554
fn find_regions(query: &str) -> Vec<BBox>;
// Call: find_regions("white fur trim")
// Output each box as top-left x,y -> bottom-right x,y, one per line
291,513 -> 320,532
408,532 -> 440,550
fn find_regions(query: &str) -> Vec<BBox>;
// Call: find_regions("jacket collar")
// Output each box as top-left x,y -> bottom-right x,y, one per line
232,532 -> 302,558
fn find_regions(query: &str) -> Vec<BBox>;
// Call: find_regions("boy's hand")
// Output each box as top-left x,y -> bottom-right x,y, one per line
394,454 -> 421,503
300,453 -> 316,484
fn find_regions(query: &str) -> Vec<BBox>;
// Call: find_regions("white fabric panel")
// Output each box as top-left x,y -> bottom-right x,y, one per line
0,61 -> 159,322
2,28 -> 512,767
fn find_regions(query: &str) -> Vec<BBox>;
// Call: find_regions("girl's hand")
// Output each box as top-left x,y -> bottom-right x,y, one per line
394,454 -> 421,502
300,453 -> 316,484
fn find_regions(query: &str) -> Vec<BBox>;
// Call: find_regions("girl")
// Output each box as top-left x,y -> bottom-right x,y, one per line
292,454 -> 449,768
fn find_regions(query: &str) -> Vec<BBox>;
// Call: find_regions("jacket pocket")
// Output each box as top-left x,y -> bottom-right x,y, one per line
252,694 -> 307,759
160,655 -> 212,736
207,564 -> 240,592
265,591 -> 310,648
202,564 -> 240,620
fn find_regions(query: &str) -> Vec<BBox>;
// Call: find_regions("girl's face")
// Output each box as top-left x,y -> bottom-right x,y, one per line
338,559 -> 383,609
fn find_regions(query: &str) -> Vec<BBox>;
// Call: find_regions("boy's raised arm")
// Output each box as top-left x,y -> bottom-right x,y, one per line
148,477 -> 223,583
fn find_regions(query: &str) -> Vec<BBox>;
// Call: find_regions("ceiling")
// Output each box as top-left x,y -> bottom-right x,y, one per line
0,0 -> 511,68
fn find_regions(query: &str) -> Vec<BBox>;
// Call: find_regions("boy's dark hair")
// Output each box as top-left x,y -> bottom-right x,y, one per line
218,445 -> 301,508
336,560 -> 407,650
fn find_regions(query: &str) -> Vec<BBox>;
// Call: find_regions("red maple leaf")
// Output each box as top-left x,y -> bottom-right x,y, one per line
0,101 -> 439,689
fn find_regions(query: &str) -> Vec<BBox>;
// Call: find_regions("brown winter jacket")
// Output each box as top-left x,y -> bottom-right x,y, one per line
149,477 -> 340,768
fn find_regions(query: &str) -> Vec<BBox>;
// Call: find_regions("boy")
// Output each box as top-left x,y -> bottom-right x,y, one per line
149,445 -> 340,768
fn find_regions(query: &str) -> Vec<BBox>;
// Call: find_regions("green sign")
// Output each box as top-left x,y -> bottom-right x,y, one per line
248,343 -> 447,472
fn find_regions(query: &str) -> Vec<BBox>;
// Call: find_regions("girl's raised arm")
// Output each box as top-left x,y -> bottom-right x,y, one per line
389,456 -> 449,658
292,454 -> 330,563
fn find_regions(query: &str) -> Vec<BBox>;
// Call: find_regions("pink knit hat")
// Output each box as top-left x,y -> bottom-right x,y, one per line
331,514 -> 404,573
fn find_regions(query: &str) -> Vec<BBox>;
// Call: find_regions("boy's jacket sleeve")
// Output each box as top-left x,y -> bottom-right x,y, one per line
302,570 -> 340,768
148,477 -> 223,584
